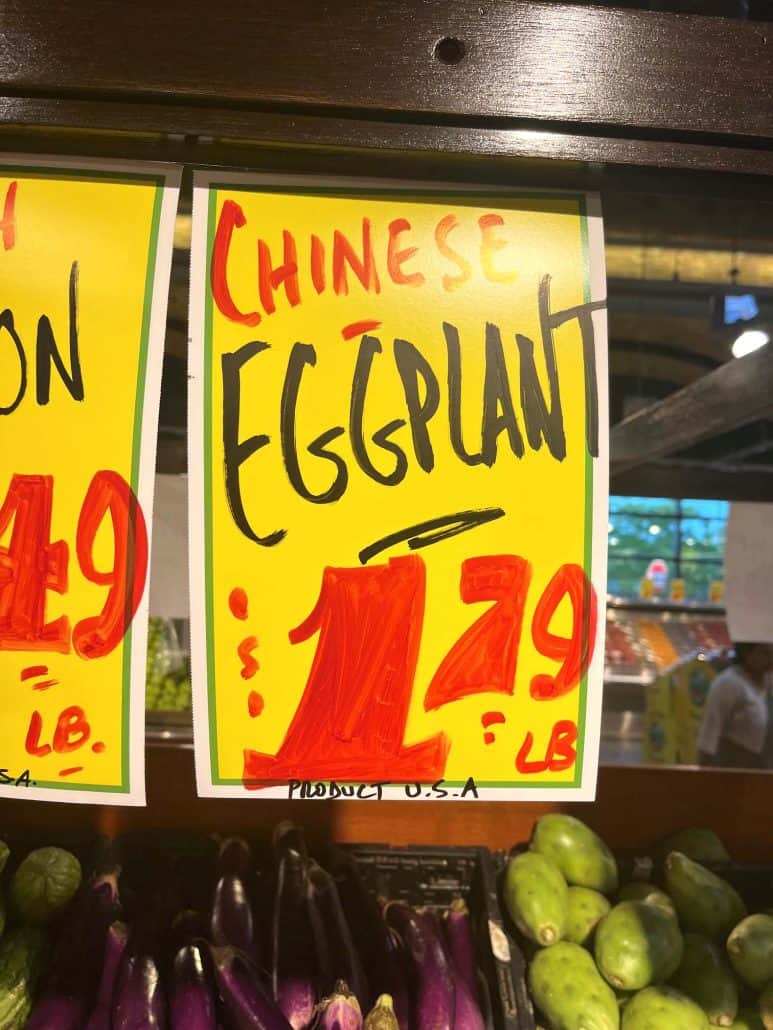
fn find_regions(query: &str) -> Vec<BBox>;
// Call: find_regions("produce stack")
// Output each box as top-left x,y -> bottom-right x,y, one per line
0,842 -> 85,1027
145,616 -> 192,714
503,815 -> 773,1030
0,826 -> 491,1029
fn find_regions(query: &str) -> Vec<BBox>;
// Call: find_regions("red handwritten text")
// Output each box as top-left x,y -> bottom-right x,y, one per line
0,471 -> 147,656
243,556 -> 449,787
25,705 -> 90,758
1,181 -> 17,251
211,201 -> 517,326
515,719 -> 578,774
242,553 -> 596,787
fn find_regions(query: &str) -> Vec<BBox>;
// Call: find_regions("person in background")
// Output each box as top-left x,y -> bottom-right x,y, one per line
698,642 -> 773,769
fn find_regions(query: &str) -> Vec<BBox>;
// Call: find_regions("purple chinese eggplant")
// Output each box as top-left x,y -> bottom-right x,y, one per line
443,900 -> 477,1004
211,873 -> 260,965
112,951 -> 167,1029
169,943 -> 217,1030
420,906 -> 483,1029
167,908 -> 210,956
272,840 -> 316,1028
307,860 -> 368,1006
23,996 -> 84,1029
112,915 -> 167,1030
273,822 -> 309,863
211,944 -> 292,1030
85,920 -> 129,1030
217,837 -> 254,881
317,981 -> 362,1030
326,851 -> 409,1028
26,868 -> 121,1030
385,903 -> 454,1030
443,899 -> 484,1029
452,979 -> 485,1030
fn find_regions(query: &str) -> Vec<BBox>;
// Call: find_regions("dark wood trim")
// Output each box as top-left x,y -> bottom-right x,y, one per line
611,459 -> 773,501
3,747 -> 773,861
1,2 -> 771,140
611,339 -> 720,372
3,107 -> 773,198
610,344 -> 773,475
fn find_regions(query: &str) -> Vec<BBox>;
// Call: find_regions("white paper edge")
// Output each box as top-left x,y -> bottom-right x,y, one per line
0,154 -> 181,807
725,502 -> 773,644
189,170 -> 213,802
188,171 -> 609,801
577,191 -> 610,805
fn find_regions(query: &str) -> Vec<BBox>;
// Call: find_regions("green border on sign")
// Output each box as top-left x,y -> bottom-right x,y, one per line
1,165 -> 166,793
205,187 -> 221,780
203,183 -> 595,790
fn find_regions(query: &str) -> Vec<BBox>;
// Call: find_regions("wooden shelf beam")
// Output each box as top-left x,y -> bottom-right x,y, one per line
611,343 -> 773,476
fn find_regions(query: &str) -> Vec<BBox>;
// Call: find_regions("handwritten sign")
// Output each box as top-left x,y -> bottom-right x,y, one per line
189,173 -> 608,800
725,503 -> 773,643
0,156 -> 179,805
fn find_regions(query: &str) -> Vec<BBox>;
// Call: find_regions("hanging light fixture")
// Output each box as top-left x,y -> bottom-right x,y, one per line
731,328 -> 771,359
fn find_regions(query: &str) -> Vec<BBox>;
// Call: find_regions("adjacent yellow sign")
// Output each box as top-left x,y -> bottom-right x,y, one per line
189,173 -> 608,800
670,578 -> 687,603
0,156 -> 179,805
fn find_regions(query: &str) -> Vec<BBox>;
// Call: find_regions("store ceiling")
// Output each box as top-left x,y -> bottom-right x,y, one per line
604,191 -> 773,494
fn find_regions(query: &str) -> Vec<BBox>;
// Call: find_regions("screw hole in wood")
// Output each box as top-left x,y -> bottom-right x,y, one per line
434,37 -> 466,65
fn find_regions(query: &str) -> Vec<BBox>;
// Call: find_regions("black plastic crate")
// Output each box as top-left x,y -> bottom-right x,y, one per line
112,831 -> 531,1028
346,843 -> 530,1030
682,862 -> 773,913
614,848 -> 773,915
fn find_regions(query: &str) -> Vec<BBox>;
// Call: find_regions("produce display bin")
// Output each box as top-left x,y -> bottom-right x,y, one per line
497,836 -> 773,1030
343,844 -> 531,1030
100,833 -> 531,1029
626,851 -> 773,916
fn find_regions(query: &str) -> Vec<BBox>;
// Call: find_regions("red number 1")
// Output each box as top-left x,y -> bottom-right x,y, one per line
241,556 -> 449,787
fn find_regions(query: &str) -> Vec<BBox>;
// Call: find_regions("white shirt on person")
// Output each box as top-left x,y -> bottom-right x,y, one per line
698,665 -> 772,758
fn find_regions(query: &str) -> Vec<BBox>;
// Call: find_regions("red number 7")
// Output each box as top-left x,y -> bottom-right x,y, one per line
423,555 -> 532,712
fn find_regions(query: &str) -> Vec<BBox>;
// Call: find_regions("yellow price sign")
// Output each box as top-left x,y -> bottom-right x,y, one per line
189,173 -> 608,801
0,156 -> 179,805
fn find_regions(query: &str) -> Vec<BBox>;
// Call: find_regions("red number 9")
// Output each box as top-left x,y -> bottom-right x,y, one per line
530,563 -> 597,700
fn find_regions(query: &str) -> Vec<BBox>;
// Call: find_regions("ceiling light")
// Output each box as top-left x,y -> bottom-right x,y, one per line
608,522 -> 614,533
610,536 -> 619,547
648,524 -> 661,536
732,328 -> 770,359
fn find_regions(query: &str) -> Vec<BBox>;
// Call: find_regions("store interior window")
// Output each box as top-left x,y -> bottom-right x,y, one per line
608,496 -> 728,603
